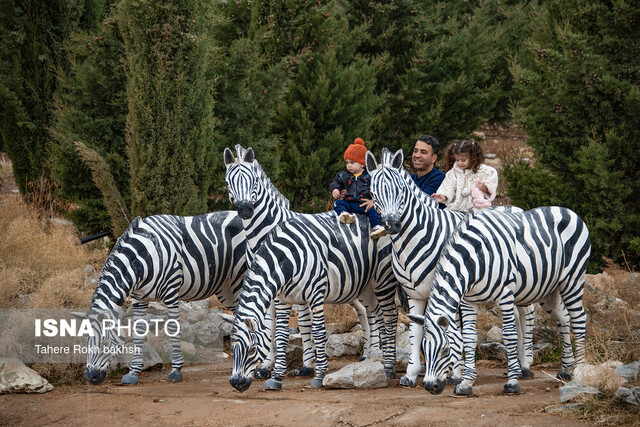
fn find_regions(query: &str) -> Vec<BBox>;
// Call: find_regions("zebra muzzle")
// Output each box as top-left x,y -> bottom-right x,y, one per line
423,378 -> 446,395
83,366 -> 106,385
229,373 -> 252,392
381,214 -> 402,235
235,201 -> 255,220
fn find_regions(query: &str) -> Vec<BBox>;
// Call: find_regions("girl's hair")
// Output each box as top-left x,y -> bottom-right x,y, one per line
444,139 -> 484,173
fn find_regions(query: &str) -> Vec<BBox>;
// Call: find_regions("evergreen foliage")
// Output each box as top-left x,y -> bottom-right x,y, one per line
50,9 -> 128,234
119,0 -> 217,217
73,140 -> 130,236
505,0 -> 640,269
0,0 -> 108,193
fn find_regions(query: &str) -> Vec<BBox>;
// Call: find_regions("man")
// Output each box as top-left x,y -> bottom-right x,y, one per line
410,134 -> 445,208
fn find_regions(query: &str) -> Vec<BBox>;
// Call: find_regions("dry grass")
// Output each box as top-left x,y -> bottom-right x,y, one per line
0,153 -> 13,183
323,304 -> 360,333
0,194 -> 101,308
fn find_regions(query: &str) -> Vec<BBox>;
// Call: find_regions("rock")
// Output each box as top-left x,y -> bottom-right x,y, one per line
395,349 -> 411,373
286,343 -> 303,370
325,323 -> 342,336
396,323 -> 407,334
560,381 -> 603,402
325,332 -> 361,357
477,342 -> 507,363
192,318 -> 223,348
485,325 -> 503,343
396,331 -> 411,354
323,360 -> 388,389
616,386 -> 640,405
615,362 -> 640,382
0,359 -> 54,393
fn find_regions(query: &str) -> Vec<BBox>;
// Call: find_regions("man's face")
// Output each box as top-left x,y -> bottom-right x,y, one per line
412,140 -> 436,173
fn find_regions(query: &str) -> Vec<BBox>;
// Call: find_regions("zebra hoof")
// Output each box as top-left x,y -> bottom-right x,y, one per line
385,366 -> 396,379
454,383 -> 472,395
255,368 -> 271,379
310,378 -> 324,388
264,378 -> 282,391
447,376 -> 462,386
168,369 -> 182,382
298,366 -> 315,378
399,376 -> 416,388
520,368 -> 534,380
121,373 -> 139,385
503,381 -> 520,394
556,370 -> 572,381
359,355 -> 367,362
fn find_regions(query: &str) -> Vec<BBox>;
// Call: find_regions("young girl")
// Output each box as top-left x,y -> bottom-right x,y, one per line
432,139 -> 498,212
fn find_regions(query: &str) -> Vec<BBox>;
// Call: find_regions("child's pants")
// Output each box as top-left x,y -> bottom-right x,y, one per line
333,200 -> 382,228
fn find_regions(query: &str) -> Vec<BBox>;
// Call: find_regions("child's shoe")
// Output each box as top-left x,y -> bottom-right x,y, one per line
370,225 -> 388,239
339,212 -> 356,224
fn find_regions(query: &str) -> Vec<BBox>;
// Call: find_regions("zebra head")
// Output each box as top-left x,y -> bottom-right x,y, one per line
366,148 -> 407,235
224,145 -> 258,220
76,308 -> 126,385
229,315 -> 269,392
408,312 -> 457,394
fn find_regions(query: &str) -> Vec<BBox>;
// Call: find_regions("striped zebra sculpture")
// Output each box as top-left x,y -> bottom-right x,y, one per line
228,210 -> 399,391
365,148 -> 538,388
223,146 -> 378,385
410,207 -> 591,395
80,213 -> 247,385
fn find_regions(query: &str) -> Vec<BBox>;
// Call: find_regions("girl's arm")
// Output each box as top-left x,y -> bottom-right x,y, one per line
432,170 -> 456,204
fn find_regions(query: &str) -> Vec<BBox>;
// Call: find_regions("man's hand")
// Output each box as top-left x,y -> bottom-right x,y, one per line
360,199 -> 374,212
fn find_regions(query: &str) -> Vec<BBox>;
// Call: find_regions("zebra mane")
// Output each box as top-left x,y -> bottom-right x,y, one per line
233,144 -> 290,210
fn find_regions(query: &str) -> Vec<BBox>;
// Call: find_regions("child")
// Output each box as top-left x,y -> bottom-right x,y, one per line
432,139 -> 498,212
330,137 -> 387,239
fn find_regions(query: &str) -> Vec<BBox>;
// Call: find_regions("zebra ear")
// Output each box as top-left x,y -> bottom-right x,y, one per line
391,149 -> 404,170
243,147 -> 255,163
406,314 -> 425,325
366,150 -> 378,173
224,147 -> 236,167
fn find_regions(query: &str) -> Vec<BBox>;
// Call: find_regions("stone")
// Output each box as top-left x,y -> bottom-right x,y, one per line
0,359 -> 54,393
560,381 -> 603,402
325,332 -> 361,357
396,331 -> 411,354
477,342 -> 507,363
615,362 -> 640,382
485,325 -> 503,343
616,386 -> 640,405
323,360 -> 388,389
109,342 -> 163,373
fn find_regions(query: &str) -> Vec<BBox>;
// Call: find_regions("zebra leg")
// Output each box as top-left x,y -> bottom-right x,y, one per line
359,288 -> 395,379
455,302 -> 479,395
447,308 -> 463,386
541,292 -> 576,381
380,296 -> 398,379
400,297 -> 426,388
499,297 -> 521,394
264,301 -> 291,391
309,300 -> 328,388
121,300 -> 148,384
352,300 -> 378,361
164,301 -> 184,382
515,304 -> 535,379
296,305 -> 315,377
257,302 -> 276,379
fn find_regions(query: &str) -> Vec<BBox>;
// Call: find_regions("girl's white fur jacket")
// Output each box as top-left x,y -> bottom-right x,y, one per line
435,163 -> 498,212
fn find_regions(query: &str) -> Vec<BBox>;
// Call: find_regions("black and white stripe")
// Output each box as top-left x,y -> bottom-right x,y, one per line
82,212 -> 246,385
414,207 -> 590,395
229,209 -> 399,391
366,149 -> 539,387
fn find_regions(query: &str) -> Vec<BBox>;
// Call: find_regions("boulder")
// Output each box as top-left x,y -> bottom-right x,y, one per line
615,362 -> 640,382
0,359 -> 53,393
560,381 -> 602,402
326,332 -> 361,357
323,360 -> 388,389
109,342 -> 163,373
616,386 -> 640,405
485,325 -> 503,343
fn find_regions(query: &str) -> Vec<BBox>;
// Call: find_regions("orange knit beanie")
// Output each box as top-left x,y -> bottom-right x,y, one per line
344,137 -> 367,165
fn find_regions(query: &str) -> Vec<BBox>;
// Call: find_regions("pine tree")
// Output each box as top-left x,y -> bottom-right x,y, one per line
119,0 -> 217,217
260,1 -> 380,211
0,0 -> 108,193
506,0 -> 640,269
50,8 -> 128,234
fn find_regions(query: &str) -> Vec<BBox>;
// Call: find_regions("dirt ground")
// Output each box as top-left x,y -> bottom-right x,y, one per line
0,358 -> 592,427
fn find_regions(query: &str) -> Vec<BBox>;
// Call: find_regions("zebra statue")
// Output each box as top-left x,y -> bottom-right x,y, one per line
409,206 -> 590,395
223,146 -> 379,384
80,212 -> 247,385
365,148 -> 538,388
228,209 -> 399,391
